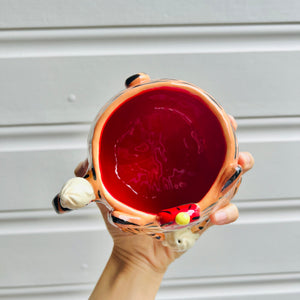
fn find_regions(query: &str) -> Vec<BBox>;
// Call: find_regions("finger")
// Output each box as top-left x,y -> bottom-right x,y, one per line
210,203 -> 239,225
238,152 -> 255,173
228,115 -> 238,131
74,159 -> 89,177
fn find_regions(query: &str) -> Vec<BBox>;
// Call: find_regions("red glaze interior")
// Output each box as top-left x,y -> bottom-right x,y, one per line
99,87 -> 226,214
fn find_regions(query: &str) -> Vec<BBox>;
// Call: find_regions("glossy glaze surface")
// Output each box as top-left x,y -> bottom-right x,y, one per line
100,87 -> 226,214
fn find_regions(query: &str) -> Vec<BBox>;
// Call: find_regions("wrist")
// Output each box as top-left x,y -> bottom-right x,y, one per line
90,247 -> 165,300
112,245 -> 168,275
111,246 -> 165,296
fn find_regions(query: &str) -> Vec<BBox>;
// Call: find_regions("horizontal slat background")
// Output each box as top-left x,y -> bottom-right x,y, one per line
2,273 -> 300,300
1,25 -> 300,125
1,1 -> 300,299
1,200 -> 300,286
1,117 -> 299,211
1,205 -> 300,296
1,52 -> 300,124
1,0 -> 300,29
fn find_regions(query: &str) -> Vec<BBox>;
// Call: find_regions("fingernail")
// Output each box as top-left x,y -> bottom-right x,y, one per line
245,153 -> 252,165
245,153 -> 255,170
213,210 -> 228,225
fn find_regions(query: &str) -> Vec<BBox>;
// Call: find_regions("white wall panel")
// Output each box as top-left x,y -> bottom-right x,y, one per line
0,229 -> 111,288
2,273 -> 300,300
0,148 -> 86,211
1,208 -> 299,287
2,25 -> 300,58
159,273 -> 300,300
237,140 -> 300,200
166,220 -> 300,279
1,0 -> 300,29
0,285 -> 92,300
1,25 -> 300,126
1,51 -> 300,126
1,117 -> 299,211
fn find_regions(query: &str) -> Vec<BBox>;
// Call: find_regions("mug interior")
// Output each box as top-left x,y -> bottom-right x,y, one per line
99,86 -> 226,214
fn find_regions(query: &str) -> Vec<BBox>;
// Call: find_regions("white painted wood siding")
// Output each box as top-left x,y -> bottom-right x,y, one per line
1,1 -> 299,299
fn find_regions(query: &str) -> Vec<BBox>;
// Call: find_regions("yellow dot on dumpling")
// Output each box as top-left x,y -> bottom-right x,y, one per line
175,212 -> 190,225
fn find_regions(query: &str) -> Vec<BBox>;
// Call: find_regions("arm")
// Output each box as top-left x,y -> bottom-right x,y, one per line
74,117 -> 254,300
90,247 -> 164,300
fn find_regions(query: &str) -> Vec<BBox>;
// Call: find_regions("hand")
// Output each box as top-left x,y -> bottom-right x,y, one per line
75,116 -> 254,299
75,117 -> 254,268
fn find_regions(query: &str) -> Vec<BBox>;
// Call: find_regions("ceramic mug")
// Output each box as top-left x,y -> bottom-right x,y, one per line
53,73 -> 242,251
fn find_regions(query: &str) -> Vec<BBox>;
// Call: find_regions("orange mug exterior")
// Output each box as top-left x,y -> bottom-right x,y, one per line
53,73 -> 242,248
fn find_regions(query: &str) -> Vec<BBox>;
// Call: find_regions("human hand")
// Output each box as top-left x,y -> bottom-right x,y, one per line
75,116 -> 254,275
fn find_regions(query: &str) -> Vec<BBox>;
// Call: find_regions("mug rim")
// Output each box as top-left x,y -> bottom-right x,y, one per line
90,79 -> 237,222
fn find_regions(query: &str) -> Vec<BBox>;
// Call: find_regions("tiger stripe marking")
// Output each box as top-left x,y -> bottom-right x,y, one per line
160,210 -> 171,214
222,166 -> 242,192
52,194 -> 71,214
125,74 -> 140,87
111,215 -> 139,226
91,167 -> 96,180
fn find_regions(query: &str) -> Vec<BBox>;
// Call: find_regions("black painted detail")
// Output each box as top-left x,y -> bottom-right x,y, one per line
155,236 -> 161,240
131,84 -> 143,89
176,207 -> 181,211
205,92 -> 222,109
207,202 -> 216,210
233,186 -> 238,196
92,167 -> 96,180
222,166 -> 242,191
52,195 -> 61,214
145,222 -> 154,226
188,204 -> 192,210
161,222 -> 173,226
111,215 -> 138,226
125,74 -> 140,87
52,194 -> 71,213
192,216 -> 200,221
84,173 -> 90,179
97,190 -> 101,199
198,226 -> 204,230
161,210 -> 171,214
